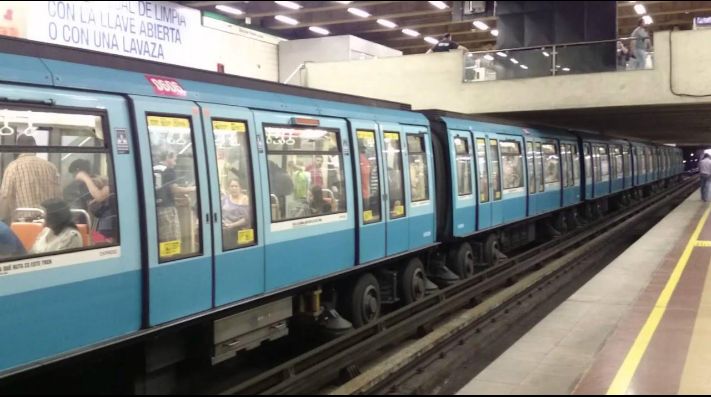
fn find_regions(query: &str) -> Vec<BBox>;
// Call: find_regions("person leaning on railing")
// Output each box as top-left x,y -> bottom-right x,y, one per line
426,33 -> 469,54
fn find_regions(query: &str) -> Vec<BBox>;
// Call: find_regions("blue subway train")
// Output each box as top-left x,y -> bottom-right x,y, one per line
0,37 -> 683,382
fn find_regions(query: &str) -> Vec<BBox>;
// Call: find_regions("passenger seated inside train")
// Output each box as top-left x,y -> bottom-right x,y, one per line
64,159 -> 116,243
309,185 -> 332,215
30,198 -> 83,254
0,221 -> 25,258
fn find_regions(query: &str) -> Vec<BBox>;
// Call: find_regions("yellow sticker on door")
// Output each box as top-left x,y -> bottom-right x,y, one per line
160,240 -> 181,257
238,229 -> 255,245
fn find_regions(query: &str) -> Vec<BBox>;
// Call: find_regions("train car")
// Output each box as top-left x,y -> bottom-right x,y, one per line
0,37 -> 442,382
427,112 -> 584,275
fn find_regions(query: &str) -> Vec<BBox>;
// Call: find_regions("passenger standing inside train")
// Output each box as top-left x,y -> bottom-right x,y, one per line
0,134 -> 60,223
630,19 -> 651,70
221,177 -> 251,248
154,151 -> 195,244
30,198 -> 83,254
306,155 -> 324,188
700,153 -> 711,202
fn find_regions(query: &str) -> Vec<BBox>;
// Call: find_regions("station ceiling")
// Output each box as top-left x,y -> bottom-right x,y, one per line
486,103 -> 711,147
180,1 -> 711,54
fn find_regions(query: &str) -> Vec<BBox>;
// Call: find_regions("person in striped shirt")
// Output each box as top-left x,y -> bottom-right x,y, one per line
0,134 -> 60,223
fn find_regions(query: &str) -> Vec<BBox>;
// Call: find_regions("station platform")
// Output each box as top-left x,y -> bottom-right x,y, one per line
457,189 -> 711,395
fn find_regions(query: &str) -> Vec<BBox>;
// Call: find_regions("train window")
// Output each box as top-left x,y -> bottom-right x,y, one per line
535,142 -> 544,192
560,144 -> 570,187
454,137 -> 472,196
572,145 -> 580,184
147,115 -> 201,262
356,130 -> 382,224
623,147 -> 631,179
500,140 -> 523,190
542,142 -> 560,185
489,139 -> 502,200
565,144 -> 575,186
212,120 -> 256,250
599,145 -> 610,181
638,147 -> 646,176
264,124 -> 345,222
476,138 -> 489,203
526,142 -> 536,194
584,143 -> 592,183
384,132 -> 406,218
407,134 -> 429,202
613,146 -> 623,179
0,107 -> 119,265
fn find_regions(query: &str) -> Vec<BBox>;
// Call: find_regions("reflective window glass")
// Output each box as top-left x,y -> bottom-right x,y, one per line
489,139 -> 501,200
356,130 -> 381,224
542,142 -> 560,184
384,132 -> 405,218
454,137 -> 472,196
264,124 -> 345,222
212,120 -> 256,250
501,140 -> 523,190
147,115 -> 201,262
526,141 -> 535,193
407,134 -> 429,202
476,138 -> 489,202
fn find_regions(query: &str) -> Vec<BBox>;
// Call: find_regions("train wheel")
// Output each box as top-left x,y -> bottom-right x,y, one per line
400,257 -> 427,304
449,242 -> 475,279
344,273 -> 381,328
484,234 -> 504,266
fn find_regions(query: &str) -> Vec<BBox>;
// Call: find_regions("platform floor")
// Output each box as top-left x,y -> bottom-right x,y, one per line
457,190 -> 711,395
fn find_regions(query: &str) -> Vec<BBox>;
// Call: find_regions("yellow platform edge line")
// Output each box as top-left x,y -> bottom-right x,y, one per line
607,206 -> 711,395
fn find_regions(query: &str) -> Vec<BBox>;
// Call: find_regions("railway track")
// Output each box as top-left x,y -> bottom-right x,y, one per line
218,176 -> 698,395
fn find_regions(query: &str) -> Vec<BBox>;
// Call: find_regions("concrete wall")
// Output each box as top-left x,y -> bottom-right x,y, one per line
303,30 -> 711,113
279,35 -> 401,85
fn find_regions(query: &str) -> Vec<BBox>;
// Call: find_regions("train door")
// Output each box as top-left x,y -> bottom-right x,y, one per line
525,139 -> 536,216
533,140 -> 545,213
561,142 -> 580,206
499,136 -> 526,223
379,122 -> 409,256
351,120 -> 386,264
623,145 -> 632,188
473,134 -> 492,229
253,111 -> 355,290
610,145 -> 623,193
0,87 -> 141,372
583,143 -> 594,199
197,103 -> 266,306
539,139 -> 562,212
403,125 -> 436,250
450,130 -> 476,236
489,137 -> 504,226
131,96 -> 212,325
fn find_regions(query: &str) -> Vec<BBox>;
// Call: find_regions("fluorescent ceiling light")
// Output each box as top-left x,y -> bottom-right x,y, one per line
472,20 -> 489,31
483,54 -> 494,61
491,29 -> 499,37
542,50 -> 550,57
347,7 -> 371,18
335,1 -> 352,3
496,51 -> 507,57
275,1 -> 301,10
510,58 -> 519,64
562,67 -> 571,72
215,5 -> 243,15
643,15 -> 653,24
520,64 -> 528,69
634,4 -> 646,15
309,26 -> 330,35
402,28 -> 420,37
377,19 -> 397,28
275,15 -> 298,25
428,1 -> 448,9
424,36 -> 439,45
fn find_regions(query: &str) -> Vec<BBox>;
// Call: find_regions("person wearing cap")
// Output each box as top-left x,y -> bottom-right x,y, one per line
426,33 -> 469,54
30,198 -> 83,254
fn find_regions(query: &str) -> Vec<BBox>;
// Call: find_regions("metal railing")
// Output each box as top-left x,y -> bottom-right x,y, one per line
463,36 -> 653,83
